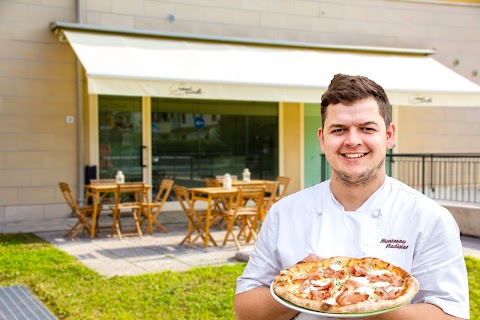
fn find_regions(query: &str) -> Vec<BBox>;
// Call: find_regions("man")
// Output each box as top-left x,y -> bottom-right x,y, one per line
234,74 -> 469,319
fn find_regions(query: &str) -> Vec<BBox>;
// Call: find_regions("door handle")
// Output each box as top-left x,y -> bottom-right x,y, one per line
140,146 -> 147,168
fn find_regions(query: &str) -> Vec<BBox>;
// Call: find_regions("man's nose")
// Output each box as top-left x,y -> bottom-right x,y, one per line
344,129 -> 362,146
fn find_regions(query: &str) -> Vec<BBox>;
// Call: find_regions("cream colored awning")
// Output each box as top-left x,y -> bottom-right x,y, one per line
58,28 -> 480,107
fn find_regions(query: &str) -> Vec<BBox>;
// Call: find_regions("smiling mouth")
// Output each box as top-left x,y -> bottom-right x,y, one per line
343,153 -> 367,158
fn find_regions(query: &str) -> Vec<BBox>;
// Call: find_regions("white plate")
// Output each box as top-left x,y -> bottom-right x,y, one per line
270,283 -> 406,318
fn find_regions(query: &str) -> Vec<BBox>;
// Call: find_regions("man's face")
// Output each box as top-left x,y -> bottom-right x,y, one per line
318,97 -> 395,187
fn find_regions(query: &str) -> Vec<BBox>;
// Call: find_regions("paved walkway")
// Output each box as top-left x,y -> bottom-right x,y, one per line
2,212 -> 480,277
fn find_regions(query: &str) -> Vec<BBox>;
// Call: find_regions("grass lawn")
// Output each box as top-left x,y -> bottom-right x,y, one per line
0,233 -> 478,319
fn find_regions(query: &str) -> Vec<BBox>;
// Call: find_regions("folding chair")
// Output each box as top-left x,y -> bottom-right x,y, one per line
142,179 -> 174,234
110,183 -> 147,240
174,186 -> 217,247
262,181 -> 279,218
59,182 -> 99,239
276,176 -> 291,201
222,186 -> 265,249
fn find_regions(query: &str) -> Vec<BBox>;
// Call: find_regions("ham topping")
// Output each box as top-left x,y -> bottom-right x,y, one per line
335,288 -> 369,306
323,268 -> 346,279
348,264 -> 370,277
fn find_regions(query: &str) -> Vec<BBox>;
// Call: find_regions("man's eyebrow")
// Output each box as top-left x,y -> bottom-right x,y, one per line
327,121 -> 380,130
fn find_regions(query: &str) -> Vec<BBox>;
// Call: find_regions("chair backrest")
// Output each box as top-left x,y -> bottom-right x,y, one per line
174,185 -> 194,216
205,178 -> 220,188
112,183 -> 147,209
263,181 -> 279,212
276,176 -> 291,200
153,179 -> 174,203
59,182 -> 81,216
235,186 -> 265,214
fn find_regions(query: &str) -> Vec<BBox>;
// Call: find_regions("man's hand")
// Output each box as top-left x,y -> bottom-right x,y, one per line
300,253 -> 323,262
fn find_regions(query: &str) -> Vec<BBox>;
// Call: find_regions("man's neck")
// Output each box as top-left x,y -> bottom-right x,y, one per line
330,174 -> 386,211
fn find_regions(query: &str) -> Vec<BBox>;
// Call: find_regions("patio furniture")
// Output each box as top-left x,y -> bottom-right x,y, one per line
222,186 -> 265,249
59,182 -> 100,239
262,181 -> 279,217
188,186 -> 238,247
142,178 -> 174,234
174,185 -> 217,247
276,176 -> 291,201
110,182 -> 148,240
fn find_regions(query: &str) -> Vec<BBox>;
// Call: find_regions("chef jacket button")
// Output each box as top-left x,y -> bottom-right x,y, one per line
372,209 -> 381,218
317,210 -> 323,216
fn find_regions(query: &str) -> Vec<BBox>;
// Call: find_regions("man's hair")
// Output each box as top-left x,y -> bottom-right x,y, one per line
320,74 -> 391,129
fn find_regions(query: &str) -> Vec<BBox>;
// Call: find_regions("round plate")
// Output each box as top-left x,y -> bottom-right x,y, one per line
270,283 -> 407,318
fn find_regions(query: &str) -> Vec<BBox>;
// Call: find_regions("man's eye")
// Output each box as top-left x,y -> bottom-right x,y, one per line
362,127 -> 375,131
332,129 -> 345,133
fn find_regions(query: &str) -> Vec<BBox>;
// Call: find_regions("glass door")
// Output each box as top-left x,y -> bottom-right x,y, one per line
98,96 -> 144,182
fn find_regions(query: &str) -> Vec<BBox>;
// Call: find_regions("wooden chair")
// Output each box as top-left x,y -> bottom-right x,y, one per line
110,183 -> 147,240
262,181 -> 279,218
222,186 -> 265,249
276,176 -> 291,201
174,186 -> 217,246
59,182 -> 100,239
142,179 -> 174,234
204,178 -> 220,187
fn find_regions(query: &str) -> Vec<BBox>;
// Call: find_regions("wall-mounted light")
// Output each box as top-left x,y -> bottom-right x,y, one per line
168,14 -> 175,23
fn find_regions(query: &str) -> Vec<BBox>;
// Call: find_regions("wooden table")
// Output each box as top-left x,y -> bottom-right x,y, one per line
84,183 -> 150,238
188,187 -> 238,248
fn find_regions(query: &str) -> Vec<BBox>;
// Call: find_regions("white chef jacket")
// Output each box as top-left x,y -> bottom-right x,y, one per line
236,176 -> 469,320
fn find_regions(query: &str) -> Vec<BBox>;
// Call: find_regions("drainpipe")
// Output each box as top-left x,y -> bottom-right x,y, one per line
76,0 -> 85,203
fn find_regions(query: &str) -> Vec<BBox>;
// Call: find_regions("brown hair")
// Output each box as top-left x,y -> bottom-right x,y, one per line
320,74 -> 391,129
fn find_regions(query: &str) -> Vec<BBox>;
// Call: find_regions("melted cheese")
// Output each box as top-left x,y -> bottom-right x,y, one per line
369,269 -> 390,276
329,264 -> 342,272
350,276 -> 370,286
311,279 -> 329,287
355,286 -> 375,296
371,281 -> 391,288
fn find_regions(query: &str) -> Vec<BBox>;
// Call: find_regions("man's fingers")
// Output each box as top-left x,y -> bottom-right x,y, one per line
301,254 -> 324,262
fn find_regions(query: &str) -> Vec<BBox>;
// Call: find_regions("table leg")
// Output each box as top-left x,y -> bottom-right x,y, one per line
91,192 -> 99,238
204,196 -> 212,248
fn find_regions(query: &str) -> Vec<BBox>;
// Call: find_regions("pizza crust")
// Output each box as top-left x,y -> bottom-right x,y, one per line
273,256 -> 420,314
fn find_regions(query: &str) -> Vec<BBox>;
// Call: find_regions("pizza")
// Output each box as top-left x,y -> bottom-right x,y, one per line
272,256 -> 419,314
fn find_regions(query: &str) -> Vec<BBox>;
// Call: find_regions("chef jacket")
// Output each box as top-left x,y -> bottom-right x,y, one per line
236,176 -> 469,320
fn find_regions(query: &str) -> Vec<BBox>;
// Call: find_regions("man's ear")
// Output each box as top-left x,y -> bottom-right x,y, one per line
318,128 -> 325,152
386,123 -> 396,149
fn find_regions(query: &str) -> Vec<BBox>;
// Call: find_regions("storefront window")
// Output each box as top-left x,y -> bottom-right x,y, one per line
151,98 -> 279,188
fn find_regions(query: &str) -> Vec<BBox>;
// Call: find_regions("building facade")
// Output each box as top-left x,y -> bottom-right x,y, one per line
1,0 -> 480,222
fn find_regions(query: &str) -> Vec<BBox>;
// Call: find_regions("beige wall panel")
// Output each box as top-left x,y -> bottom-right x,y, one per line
5,152 -> 44,169
99,13 -> 135,28
204,7 -> 233,24
144,2 -> 175,18
19,187 -> 56,205
43,203 -> 72,219
0,134 -> 17,151
85,0 -> 112,12
0,170 -> 31,188
0,188 -> 18,206
112,0 -> 145,16
0,78 -> 16,96
5,205 -> 45,221
233,10 -> 261,26
281,102 -> 301,194
397,107 -> 480,153
134,16 -> 167,30
31,168 -> 76,186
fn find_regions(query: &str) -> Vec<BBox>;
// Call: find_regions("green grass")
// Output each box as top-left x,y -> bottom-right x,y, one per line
0,233 -> 479,319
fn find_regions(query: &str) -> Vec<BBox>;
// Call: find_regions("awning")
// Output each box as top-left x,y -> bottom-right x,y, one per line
57,28 -> 480,107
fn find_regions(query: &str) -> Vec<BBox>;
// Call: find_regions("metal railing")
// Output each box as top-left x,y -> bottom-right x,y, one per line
320,153 -> 480,204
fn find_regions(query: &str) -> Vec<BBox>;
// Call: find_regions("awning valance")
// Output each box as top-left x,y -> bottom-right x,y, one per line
57,28 -> 480,107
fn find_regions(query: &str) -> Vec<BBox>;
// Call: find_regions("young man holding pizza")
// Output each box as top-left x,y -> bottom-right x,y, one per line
234,74 -> 469,319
